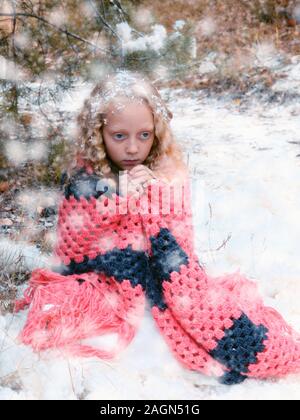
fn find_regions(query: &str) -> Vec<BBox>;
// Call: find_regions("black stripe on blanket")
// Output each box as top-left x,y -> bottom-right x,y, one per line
210,313 -> 268,385
52,245 -> 151,289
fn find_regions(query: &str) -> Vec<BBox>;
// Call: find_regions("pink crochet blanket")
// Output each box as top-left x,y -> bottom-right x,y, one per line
15,167 -> 300,385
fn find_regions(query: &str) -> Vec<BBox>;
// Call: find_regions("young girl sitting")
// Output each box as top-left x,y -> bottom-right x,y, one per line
15,70 -> 300,385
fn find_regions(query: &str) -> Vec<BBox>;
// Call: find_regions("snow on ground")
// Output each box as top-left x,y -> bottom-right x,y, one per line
0,238 -> 50,273
1,87 -> 300,400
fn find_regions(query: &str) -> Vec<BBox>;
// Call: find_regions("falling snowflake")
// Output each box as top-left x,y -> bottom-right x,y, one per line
14,31 -> 31,49
4,140 -> 27,166
133,7 -> 155,28
48,7 -> 68,27
196,17 -> 217,37
27,142 -> 48,162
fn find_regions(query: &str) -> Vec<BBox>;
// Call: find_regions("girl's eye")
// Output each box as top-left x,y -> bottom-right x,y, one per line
140,132 -> 150,140
113,133 -> 126,141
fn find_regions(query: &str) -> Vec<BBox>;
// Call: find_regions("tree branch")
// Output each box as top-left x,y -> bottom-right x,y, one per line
0,12 -> 111,55
88,0 -> 121,41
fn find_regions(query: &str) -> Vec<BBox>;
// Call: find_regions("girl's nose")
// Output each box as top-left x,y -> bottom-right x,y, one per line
126,138 -> 138,154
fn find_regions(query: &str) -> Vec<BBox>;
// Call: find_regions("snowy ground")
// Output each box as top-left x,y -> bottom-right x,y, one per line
1,86 -> 300,400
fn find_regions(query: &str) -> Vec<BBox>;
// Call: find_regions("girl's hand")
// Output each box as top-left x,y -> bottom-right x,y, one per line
119,165 -> 158,197
129,165 -> 158,187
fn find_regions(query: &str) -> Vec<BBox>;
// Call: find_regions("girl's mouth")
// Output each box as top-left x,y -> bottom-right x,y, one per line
122,160 -> 139,165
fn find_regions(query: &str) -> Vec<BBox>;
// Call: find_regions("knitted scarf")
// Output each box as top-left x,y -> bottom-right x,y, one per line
15,167 -> 300,385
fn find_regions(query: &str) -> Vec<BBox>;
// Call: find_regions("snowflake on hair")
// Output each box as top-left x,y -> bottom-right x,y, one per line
89,70 -> 171,122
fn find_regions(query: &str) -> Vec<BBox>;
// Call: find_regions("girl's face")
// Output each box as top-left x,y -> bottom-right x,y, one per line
102,98 -> 155,171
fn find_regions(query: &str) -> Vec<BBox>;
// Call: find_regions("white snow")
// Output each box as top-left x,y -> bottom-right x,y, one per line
252,42 -> 282,70
170,93 -> 300,332
1,84 -> 300,399
0,238 -> 51,273
273,60 -> 300,95
173,20 -> 186,31
116,22 -> 167,53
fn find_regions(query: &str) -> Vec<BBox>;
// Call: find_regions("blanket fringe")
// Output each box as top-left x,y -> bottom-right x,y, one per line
15,268 -> 145,359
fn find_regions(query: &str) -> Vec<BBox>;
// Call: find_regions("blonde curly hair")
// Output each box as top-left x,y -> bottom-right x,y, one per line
66,70 -> 187,182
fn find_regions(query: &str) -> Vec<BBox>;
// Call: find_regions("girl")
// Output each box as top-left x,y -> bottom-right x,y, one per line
16,70 -> 300,385
65,70 -> 188,198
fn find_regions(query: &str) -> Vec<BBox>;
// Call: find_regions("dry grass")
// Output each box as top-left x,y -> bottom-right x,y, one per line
145,0 -> 300,52
0,372 -> 23,393
141,0 -> 300,90
0,252 -> 30,315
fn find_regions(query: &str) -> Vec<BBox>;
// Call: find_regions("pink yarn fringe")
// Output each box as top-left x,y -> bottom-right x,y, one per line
15,268 -> 145,359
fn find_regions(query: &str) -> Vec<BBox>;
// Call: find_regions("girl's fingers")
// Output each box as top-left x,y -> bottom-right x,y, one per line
129,171 -> 148,181
130,169 -> 156,180
129,165 -> 156,178
130,175 -> 151,184
129,164 -> 145,173
125,165 -> 158,195
128,177 -> 154,196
